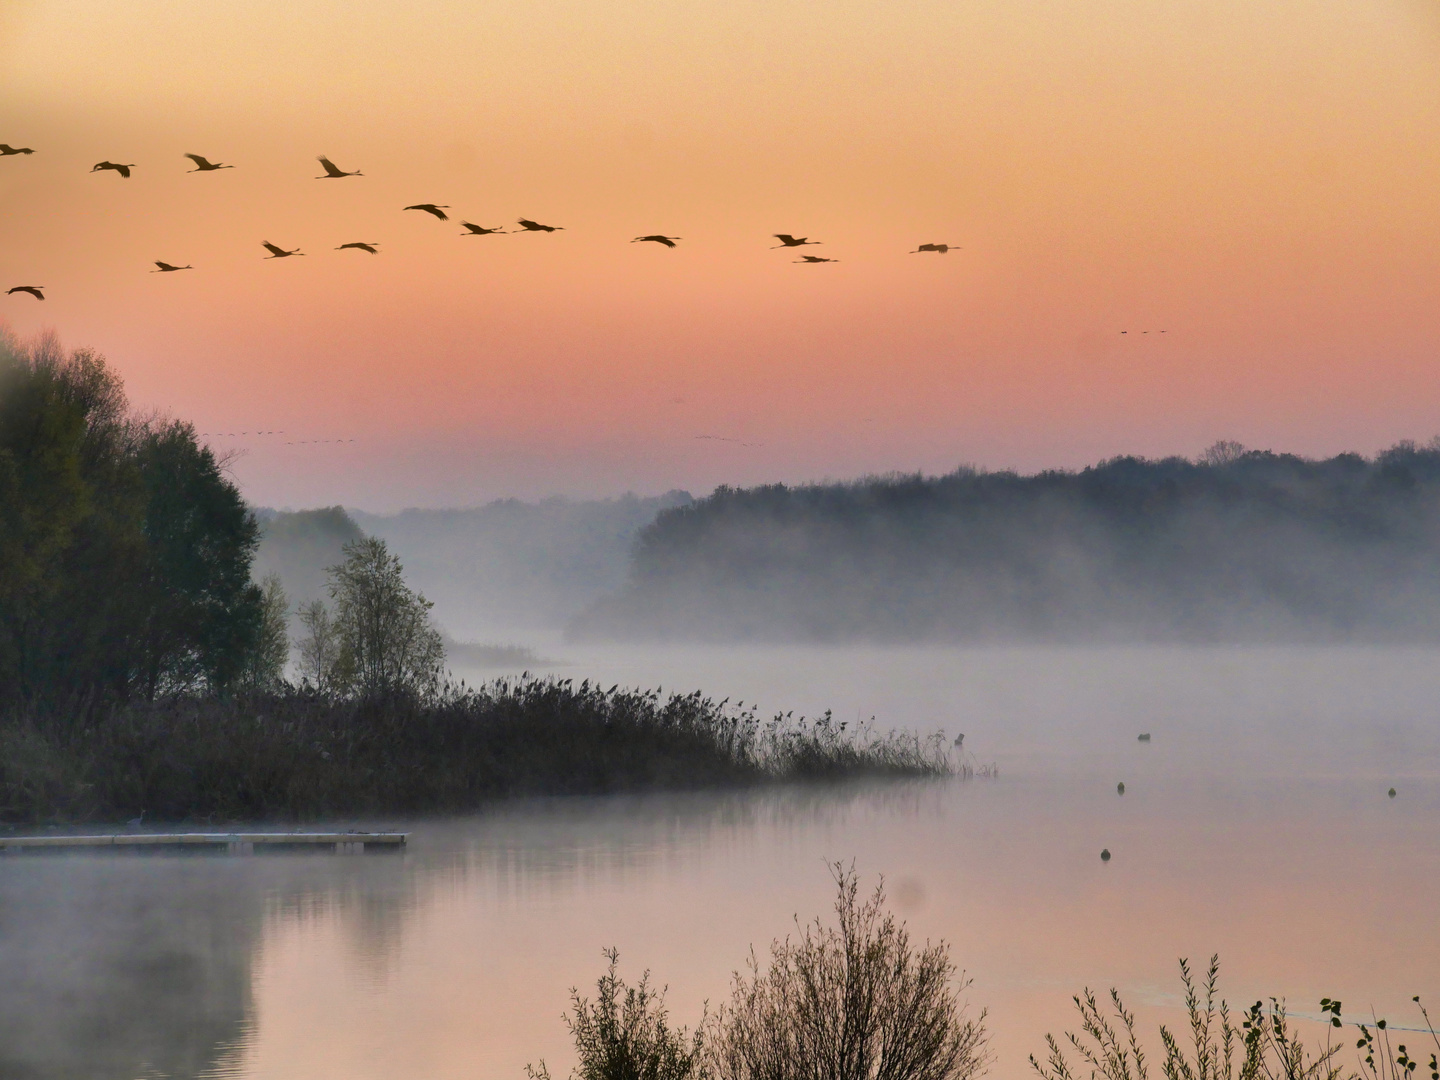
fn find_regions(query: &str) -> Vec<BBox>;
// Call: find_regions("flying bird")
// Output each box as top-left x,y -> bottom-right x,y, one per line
459,222 -> 506,235
632,235 -> 681,247
91,161 -> 134,178
516,218 -> 563,232
262,241 -> 304,258
405,203 -> 450,220
315,156 -> 361,178
772,234 -> 819,248
796,255 -> 838,263
336,242 -> 380,253
911,243 -> 954,254
184,153 -> 232,172
7,286 -> 44,300
151,261 -> 193,272
0,144 -> 35,156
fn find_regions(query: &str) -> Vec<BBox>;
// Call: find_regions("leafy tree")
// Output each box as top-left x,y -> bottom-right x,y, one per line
296,598 -> 347,692
0,328 -> 263,707
327,537 -> 444,697
238,574 -> 290,690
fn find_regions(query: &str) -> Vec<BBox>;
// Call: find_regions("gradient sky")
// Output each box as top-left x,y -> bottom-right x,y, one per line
4,0 -> 1440,510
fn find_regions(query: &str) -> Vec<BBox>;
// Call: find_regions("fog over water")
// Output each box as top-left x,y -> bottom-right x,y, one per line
2,645 -> 1436,1079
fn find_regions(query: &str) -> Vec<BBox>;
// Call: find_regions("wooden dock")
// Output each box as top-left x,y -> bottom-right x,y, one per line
0,832 -> 407,855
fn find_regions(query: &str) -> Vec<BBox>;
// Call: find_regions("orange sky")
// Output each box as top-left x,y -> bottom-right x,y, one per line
4,0 -> 1440,509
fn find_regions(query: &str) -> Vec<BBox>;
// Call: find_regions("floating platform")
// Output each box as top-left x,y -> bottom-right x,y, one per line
0,832 -> 407,855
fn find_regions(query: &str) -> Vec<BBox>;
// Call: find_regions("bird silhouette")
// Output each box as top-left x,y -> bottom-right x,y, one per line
6,285 -> 44,300
460,222 -> 506,235
336,242 -> 380,253
315,156 -> 361,178
632,235 -> 681,247
405,204 -> 450,220
152,261 -> 193,272
92,161 -> 134,178
516,218 -> 563,232
796,255 -> 837,263
911,243 -> 954,254
262,241 -> 304,258
773,234 -> 819,248
184,153 -> 232,172
0,144 -> 35,156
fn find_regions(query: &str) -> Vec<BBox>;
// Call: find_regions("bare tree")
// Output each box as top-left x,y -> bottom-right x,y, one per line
710,865 -> 989,1080
1197,440 -> 1247,467
328,537 -> 444,697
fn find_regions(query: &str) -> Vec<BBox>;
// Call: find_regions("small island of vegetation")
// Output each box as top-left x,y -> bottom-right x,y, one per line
0,329 -> 949,826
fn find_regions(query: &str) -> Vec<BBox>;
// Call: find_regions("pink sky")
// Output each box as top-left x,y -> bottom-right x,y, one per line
4,0 -> 1440,509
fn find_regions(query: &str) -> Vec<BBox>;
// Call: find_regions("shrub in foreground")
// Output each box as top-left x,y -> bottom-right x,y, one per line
531,868 -> 988,1080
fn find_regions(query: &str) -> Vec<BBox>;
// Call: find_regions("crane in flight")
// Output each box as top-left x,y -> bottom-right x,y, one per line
405,204 -> 450,220
632,235 -> 681,248
262,242 -> 304,259
91,161 -> 134,178
773,234 -> 819,248
336,242 -> 380,253
0,144 -> 35,156
516,218 -> 563,232
796,255 -> 838,263
7,286 -> 44,300
184,154 -> 232,172
911,243 -> 955,254
151,261 -> 193,272
315,156 -> 362,178
460,222 -> 506,235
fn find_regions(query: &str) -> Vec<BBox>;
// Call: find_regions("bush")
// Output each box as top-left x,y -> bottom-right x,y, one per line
528,949 -> 705,1080
709,865 -> 989,1080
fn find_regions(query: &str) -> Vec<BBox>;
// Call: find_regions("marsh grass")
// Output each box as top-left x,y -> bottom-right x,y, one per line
0,677 -> 953,824
1031,958 -> 1440,1080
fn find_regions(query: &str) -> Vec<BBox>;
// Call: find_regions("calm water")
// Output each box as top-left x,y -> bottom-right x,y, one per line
2,646 -> 1437,1080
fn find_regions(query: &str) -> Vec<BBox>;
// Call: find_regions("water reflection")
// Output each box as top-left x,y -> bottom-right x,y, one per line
1,647 -> 1436,1079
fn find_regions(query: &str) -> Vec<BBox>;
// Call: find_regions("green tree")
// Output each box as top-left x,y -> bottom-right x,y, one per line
238,574 -> 290,690
328,537 -> 444,697
0,329 -> 264,706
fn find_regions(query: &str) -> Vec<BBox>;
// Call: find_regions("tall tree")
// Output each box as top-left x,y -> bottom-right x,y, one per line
328,537 -> 444,697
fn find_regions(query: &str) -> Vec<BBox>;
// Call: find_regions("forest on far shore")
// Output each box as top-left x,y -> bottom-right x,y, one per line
573,441 -> 1440,643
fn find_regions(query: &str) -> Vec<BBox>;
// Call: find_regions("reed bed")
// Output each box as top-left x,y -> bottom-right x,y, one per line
0,677 -> 954,825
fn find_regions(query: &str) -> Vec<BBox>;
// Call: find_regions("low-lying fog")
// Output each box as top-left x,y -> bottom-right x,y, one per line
3,644 -> 1436,1080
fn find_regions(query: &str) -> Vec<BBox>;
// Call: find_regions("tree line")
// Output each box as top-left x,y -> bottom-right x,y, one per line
574,440 -> 1440,642
0,328 -> 442,712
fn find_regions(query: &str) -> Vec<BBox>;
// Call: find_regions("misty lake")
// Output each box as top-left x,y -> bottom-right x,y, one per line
3,645 -> 1437,1079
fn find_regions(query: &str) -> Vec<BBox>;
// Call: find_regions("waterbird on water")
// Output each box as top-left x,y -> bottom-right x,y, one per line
954,733 -> 964,748
336,242 -> 380,253
1117,782 -> 1125,795
0,144 -> 35,156
460,222 -> 506,235
6,286 -> 44,300
152,261 -> 193,272
262,241 -> 304,258
516,218 -> 563,232
184,153 -> 232,172
773,234 -> 819,248
912,243 -> 954,254
1137,733 -> 1151,742
632,235 -> 681,247
405,203 -> 450,220
92,161 -> 134,178
1100,848 -> 1111,862
316,155 -> 362,178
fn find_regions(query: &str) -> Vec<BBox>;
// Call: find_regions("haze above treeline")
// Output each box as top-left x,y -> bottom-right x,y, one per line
260,438 -> 1440,646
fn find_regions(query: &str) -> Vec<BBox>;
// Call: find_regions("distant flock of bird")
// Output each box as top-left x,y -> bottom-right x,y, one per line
2,146 -> 961,301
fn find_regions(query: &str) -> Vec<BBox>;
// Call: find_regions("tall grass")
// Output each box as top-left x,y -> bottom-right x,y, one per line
1031,957 -> 1440,1080
0,677 -> 954,825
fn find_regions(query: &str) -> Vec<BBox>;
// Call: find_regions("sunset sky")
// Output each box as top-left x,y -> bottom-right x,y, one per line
4,0 -> 1440,510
